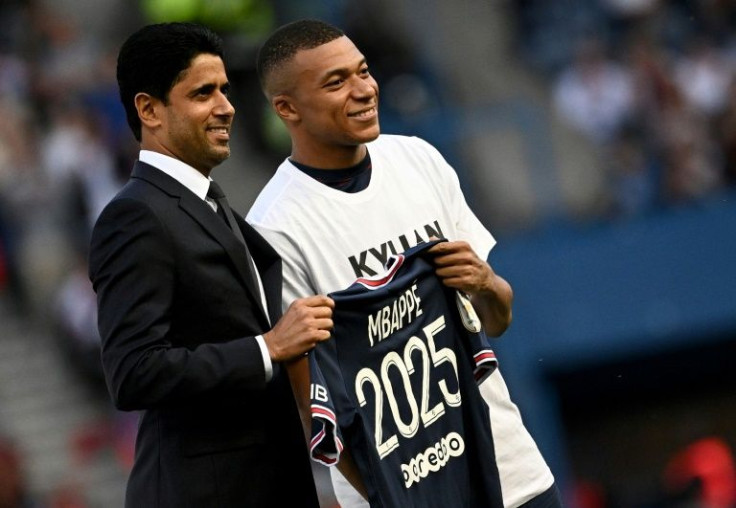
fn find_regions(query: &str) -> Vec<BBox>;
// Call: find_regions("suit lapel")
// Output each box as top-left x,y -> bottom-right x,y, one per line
131,162 -> 271,327
241,221 -> 283,322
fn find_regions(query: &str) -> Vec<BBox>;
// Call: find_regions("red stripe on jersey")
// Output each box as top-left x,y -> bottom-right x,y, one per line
311,404 -> 337,425
310,404 -> 344,466
355,254 -> 406,290
474,351 -> 497,363
311,428 -> 326,450
474,350 -> 498,383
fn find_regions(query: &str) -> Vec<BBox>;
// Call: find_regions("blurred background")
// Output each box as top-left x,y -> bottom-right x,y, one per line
1,0 -> 735,507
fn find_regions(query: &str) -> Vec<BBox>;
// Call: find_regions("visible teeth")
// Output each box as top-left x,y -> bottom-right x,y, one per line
351,108 -> 374,117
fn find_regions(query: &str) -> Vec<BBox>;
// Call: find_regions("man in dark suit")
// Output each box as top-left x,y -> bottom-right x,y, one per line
88,22 -> 332,507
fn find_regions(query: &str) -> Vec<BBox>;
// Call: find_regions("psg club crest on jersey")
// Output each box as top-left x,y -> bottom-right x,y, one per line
456,292 -> 482,333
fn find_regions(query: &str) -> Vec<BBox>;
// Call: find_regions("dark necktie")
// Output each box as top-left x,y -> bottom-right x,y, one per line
207,181 -> 261,294
207,181 -> 245,243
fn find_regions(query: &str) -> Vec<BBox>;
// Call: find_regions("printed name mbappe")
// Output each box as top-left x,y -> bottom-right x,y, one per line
367,283 -> 423,347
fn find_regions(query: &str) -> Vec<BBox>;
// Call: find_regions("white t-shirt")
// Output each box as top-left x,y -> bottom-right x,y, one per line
247,134 -> 554,508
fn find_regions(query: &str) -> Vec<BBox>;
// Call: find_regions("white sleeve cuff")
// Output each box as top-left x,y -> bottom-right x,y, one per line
254,335 -> 273,382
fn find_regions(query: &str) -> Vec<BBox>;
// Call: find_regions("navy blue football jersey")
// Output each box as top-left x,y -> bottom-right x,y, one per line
309,241 -> 504,508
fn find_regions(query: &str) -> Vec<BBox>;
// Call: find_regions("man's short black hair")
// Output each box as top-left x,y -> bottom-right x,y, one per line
256,19 -> 344,94
117,22 -> 225,141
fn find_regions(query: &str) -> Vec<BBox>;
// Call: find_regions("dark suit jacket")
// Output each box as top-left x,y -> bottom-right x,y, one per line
89,161 -> 319,508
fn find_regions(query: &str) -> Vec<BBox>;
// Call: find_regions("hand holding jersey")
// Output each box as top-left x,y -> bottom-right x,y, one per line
263,295 -> 334,362
427,240 -> 514,338
308,242 -> 504,507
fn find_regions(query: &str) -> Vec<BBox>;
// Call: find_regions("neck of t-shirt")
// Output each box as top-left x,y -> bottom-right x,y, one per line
290,152 -> 372,193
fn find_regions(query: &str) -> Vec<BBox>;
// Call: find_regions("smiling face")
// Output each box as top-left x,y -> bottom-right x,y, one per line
140,53 -> 235,176
274,36 -> 380,168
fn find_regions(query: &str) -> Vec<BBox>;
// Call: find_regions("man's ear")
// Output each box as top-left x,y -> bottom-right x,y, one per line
135,92 -> 162,131
272,94 -> 299,122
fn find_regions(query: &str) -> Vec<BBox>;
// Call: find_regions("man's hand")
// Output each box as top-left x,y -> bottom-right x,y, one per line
428,240 -> 513,337
428,240 -> 495,294
263,295 -> 334,362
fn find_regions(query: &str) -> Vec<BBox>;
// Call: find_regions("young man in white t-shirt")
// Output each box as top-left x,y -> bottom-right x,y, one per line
247,19 -> 563,508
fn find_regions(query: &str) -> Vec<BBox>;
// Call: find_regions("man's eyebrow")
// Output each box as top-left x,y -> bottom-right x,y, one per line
320,58 -> 368,81
189,83 -> 215,95
189,81 -> 230,96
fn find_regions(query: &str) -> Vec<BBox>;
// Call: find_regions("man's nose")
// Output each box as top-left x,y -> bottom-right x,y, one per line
352,77 -> 377,98
215,91 -> 235,117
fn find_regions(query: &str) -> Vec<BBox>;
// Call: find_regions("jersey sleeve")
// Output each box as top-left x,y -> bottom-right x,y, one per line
308,352 -> 344,467
453,290 -> 499,385
470,338 -> 498,385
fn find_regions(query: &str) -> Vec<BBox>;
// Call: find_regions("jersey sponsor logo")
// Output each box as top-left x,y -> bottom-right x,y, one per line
400,431 -> 465,488
311,383 -> 330,403
348,220 -> 446,277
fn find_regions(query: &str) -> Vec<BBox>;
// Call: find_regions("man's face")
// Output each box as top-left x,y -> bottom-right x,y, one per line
286,36 -> 380,154
157,53 -> 235,175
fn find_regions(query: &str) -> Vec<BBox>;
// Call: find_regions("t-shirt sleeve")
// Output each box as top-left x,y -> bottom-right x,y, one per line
412,136 -> 496,260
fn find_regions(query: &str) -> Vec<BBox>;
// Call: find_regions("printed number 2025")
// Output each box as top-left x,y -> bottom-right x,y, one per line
354,315 -> 461,459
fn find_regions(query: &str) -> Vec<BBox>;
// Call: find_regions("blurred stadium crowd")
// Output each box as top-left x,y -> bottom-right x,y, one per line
516,0 -> 736,219
1,0 -> 735,507
0,2 -> 136,504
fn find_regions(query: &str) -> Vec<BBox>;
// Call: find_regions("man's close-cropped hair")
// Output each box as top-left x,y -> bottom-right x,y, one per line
117,22 -> 225,141
256,19 -> 344,93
